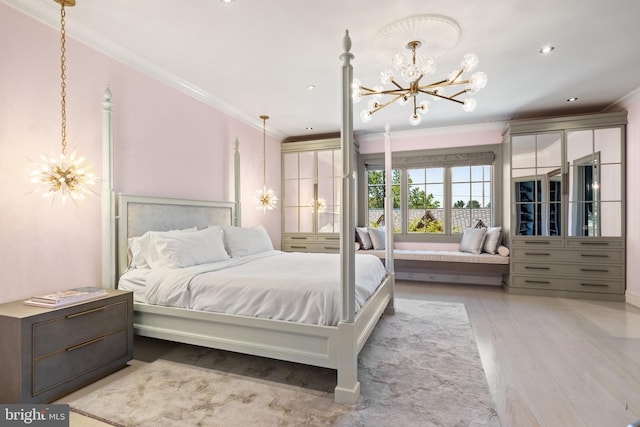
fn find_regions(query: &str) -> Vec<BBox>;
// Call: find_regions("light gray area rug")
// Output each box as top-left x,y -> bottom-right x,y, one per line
70,299 -> 499,426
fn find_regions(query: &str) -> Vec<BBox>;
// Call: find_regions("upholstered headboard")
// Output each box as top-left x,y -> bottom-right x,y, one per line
116,193 -> 236,280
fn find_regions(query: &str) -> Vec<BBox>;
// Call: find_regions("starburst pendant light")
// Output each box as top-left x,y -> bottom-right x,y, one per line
353,15 -> 488,127
31,0 -> 95,203
253,115 -> 277,213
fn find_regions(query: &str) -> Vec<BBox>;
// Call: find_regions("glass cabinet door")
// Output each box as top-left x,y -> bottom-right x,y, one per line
512,132 -> 562,236
283,148 -> 341,234
283,151 -> 314,233
567,127 -> 622,237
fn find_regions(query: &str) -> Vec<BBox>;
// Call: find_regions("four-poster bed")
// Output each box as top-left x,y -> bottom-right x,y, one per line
102,31 -> 395,404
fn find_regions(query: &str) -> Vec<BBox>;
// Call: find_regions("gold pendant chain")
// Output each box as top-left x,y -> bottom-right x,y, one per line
60,3 -> 67,156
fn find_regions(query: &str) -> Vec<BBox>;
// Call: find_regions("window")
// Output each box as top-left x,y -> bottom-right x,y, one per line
407,168 -> 444,233
366,169 -> 400,231
360,146 -> 499,241
451,165 -> 491,233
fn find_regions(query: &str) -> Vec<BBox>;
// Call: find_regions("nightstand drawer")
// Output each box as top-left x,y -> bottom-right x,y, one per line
33,329 -> 128,396
33,300 -> 127,358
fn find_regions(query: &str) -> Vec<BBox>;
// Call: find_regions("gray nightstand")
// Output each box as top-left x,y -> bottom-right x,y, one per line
0,288 -> 133,403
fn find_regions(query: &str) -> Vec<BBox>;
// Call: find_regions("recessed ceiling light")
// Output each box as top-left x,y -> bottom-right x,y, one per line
305,127 -> 313,131
307,85 -> 316,91
220,0 -> 234,4
539,45 -> 555,54
566,97 -> 578,102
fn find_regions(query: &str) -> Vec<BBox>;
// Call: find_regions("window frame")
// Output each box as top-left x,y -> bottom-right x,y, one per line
358,144 -> 503,244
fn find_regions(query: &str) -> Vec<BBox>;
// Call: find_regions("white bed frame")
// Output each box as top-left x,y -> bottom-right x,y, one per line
103,31 -> 395,404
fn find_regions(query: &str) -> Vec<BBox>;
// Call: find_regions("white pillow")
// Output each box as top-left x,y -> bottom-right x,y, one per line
459,227 -> 487,255
368,227 -> 386,250
151,226 -> 229,269
128,227 -> 197,268
482,226 -> 502,254
223,226 -> 274,258
356,227 -> 373,250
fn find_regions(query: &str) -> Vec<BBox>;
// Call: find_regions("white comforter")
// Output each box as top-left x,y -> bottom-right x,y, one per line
126,250 -> 386,326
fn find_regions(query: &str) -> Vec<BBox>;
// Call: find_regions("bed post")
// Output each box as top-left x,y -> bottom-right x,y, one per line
101,85 -> 116,288
384,124 -> 395,314
335,29 -> 360,405
234,137 -> 241,227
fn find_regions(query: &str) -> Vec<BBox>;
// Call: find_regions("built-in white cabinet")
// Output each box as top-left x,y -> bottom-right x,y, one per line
505,112 -> 626,301
281,138 -> 344,253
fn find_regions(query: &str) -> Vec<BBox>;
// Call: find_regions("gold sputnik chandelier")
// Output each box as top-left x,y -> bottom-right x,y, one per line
353,15 -> 487,127
32,0 -> 95,203
253,115 -> 278,213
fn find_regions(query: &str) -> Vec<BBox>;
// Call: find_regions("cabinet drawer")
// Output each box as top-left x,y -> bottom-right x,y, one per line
565,239 -> 624,249
511,262 -> 624,278
511,275 -> 624,294
282,242 -> 340,253
33,301 -> 128,358
510,237 -> 564,247
32,329 -> 128,396
511,248 -> 623,264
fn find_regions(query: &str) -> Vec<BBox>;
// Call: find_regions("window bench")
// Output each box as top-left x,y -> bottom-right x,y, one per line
359,249 -> 510,286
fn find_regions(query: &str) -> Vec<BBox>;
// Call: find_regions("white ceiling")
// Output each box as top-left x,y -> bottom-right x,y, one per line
5,0 -> 640,140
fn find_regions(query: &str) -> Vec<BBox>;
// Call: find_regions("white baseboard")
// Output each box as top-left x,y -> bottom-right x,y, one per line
626,290 -> 640,309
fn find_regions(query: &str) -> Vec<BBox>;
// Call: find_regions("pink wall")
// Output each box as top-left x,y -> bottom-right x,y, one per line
0,4 -> 281,303
357,124 -> 503,154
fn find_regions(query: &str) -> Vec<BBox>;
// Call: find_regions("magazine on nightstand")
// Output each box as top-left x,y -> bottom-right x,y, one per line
24,286 -> 108,308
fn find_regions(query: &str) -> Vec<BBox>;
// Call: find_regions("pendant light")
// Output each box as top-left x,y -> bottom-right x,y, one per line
31,0 -> 95,204
253,115 -> 277,213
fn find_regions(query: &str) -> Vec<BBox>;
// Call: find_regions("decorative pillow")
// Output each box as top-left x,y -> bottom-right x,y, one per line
356,227 -> 373,250
368,227 -> 386,250
482,226 -> 502,254
497,245 -> 510,257
223,226 -> 274,258
128,227 -> 197,268
459,227 -> 488,255
151,226 -> 229,269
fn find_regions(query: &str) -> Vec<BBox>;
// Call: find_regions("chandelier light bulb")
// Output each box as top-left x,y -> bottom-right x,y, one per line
468,72 -> 488,93
420,60 -> 436,77
380,69 -> 395,84
461,53 -> 480,72
360,110 -> 373,122
409,113 -> 422,126
462,98 -> 477,112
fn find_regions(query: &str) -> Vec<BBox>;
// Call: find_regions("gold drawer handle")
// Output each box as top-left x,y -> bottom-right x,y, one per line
324,237 -> 340,241
290,246 -> 307,249
581,268 -> 609,273
524,241 -> 550,245
290,237 -> 307,240
66,306 -> 107,318
524,280 -> 551,284
579,242 -> 610,246
66,336 -> 105,352
580,254 -> 609,258
524,252 -> 551,256
525,266 -> 550,270
580,283 -> 609,288
324,246 -> 339,250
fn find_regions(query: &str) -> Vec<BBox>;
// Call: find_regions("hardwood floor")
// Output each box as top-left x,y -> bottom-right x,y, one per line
64,280 -> 640,426
395,280 -> 640,427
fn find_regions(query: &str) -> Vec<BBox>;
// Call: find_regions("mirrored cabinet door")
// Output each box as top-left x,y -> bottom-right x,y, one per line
567,127 -> 623,237
511,132 -> 562,236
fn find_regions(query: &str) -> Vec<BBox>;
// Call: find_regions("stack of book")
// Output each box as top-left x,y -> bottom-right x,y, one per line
24,287 -> 108,308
